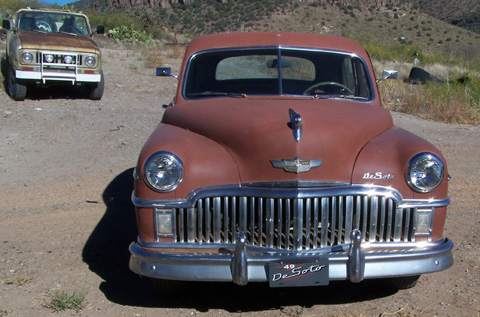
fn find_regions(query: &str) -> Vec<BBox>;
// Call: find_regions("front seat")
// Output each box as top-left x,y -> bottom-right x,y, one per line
59,17 -> 78,34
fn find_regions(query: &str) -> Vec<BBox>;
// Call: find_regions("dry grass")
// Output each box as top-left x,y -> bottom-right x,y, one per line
376,61 -> 480,125
131,44 -> 185,69
3,276 -> 33,286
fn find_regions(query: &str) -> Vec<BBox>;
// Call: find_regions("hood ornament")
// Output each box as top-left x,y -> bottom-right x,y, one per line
289,108 -> 302,142
271,157 -> 323,174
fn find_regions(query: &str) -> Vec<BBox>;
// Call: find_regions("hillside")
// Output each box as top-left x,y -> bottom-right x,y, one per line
69,0 -> 480,62
416,0 -> 480,34
74,0 -> 480,36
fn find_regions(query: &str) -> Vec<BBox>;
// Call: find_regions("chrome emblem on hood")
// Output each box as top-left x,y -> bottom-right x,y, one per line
289,108 -> 302,142
271,157 -> 323,174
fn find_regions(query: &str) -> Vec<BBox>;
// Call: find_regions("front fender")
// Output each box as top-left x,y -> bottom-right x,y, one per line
352,127 -> 449,241
352,126 -> 448,199
135,123 -> 240,200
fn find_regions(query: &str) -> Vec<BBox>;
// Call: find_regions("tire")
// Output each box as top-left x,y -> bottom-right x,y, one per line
151,278 -> 188,297
88,71 -> 104,100
408,67 -> 443,84
7,64 -> 27,101
384,275 -> 420,290
35,15 -> 57,33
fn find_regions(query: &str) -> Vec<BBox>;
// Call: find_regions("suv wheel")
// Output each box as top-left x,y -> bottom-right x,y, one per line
88,71 -> 104,100
7,64 -> 27,101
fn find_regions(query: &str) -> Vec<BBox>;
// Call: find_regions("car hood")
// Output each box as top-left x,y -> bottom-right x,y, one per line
17,31 -> 99,53
162,98 -> 393,184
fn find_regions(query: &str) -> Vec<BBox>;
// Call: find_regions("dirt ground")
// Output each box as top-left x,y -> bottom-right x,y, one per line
0,46 -> 479,317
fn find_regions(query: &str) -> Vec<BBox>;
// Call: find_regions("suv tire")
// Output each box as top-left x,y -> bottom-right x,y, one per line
7,62 -> 27,101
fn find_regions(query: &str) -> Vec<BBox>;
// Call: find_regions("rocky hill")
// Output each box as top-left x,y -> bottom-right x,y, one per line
416,0 -> 480,33
74,0 -> 479,34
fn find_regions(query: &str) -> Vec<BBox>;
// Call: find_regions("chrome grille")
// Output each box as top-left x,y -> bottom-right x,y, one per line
35,52 -> 83,66
172,193 -> 423,250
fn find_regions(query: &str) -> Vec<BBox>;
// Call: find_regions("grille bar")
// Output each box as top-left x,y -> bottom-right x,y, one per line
173,194 -> 424,250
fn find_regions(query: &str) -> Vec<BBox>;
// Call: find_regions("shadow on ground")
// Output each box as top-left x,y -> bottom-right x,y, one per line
83,168 -> 397,312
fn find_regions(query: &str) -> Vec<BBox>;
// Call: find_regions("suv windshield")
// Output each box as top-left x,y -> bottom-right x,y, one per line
17,11 -> 89,36
184,48 -> 373,100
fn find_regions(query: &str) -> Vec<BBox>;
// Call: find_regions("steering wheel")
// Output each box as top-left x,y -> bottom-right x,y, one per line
303,82 -> 353,95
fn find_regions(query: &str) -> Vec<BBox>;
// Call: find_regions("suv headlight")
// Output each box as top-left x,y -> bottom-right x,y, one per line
144,152 -> 183,192
406,152 -> 444,193
85,56 -> 96,67
21,52 -> 34,64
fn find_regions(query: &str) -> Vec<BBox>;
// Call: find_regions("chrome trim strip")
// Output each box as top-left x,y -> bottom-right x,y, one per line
133,184 -> 408,208
132,185 -> 449,210
135,235 -> 445,252
399,198 -> 450,208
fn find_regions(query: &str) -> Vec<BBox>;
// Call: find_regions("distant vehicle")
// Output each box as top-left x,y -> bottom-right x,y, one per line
129,32 -> 453,294
3,8 -> 105,101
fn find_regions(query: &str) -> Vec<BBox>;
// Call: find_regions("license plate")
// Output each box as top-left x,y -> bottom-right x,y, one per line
269,258 -> 329,287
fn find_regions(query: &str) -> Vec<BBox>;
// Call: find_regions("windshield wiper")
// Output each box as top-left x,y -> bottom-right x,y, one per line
313,94 -> 368,101
59,31 -> 78,36
186,91 -> 247,98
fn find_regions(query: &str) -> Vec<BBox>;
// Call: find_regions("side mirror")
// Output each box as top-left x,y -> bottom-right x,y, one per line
2,19 -> 12,30
95,25 -> 104,34
376,70 -> 398,83
156,67 -> 178,79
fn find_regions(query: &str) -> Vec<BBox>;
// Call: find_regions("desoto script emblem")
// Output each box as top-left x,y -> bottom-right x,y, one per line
271,157 -> 322,174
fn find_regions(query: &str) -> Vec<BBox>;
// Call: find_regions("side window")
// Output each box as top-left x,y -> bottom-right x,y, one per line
342,57 -> 355,92
352,58 -> 372,99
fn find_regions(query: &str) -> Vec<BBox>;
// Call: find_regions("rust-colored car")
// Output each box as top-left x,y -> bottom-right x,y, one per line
129,32 -> 453,293
3,8 -> 104,101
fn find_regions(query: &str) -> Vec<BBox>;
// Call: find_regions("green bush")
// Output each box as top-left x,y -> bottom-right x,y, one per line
108,25 -> 155,45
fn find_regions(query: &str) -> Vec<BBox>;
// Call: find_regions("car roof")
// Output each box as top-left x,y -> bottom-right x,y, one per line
185,32 -> 369,59
17,8 -> 86,17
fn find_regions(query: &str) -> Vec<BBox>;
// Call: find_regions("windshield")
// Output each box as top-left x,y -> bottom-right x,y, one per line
184,48 -> 373,100
17,11 -> 90,36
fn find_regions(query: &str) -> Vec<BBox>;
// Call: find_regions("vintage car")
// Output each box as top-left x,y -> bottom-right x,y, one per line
129,32 -> 453,293
3,8 -> 104,101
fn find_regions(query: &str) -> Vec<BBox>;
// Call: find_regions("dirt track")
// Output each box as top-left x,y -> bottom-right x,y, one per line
0,47 -> 479,316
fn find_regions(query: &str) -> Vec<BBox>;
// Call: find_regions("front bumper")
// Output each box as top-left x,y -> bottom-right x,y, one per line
16,69 -> 101,83
129,232 -> 454,285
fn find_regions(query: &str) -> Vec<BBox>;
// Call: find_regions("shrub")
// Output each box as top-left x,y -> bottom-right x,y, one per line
108,25 -> 155,45
44,290 -> 87,313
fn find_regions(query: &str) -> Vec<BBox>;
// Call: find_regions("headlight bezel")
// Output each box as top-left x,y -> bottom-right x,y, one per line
63,55 -> 74,64
44,54 -> 55,63
143,151 -> 183,193
406,152 -> 445,193
21,52 -> 34,64
84,56 -> 96,67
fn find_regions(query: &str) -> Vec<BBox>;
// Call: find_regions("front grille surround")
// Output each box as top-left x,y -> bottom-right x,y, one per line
145,184 -> 447,250
20,50 -> 98,68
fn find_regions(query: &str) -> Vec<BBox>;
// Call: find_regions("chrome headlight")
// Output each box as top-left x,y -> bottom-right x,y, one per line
21,52 -> 34,64
406,152 -> 444,193
144,152 -> 183,192
85,56 -> 96,67
44,54 -> 54,63
63,55 -> 74,64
